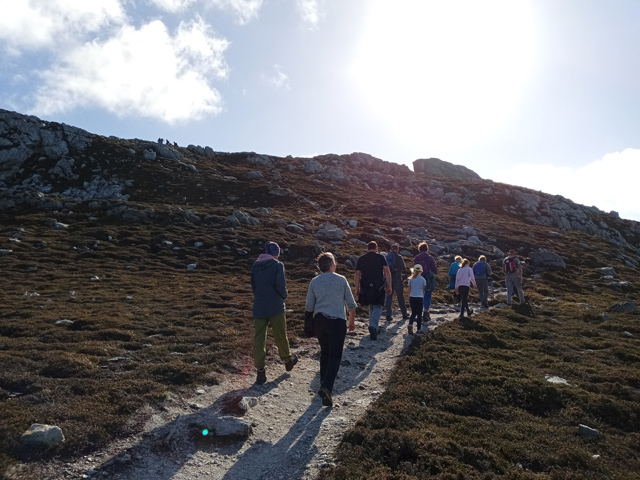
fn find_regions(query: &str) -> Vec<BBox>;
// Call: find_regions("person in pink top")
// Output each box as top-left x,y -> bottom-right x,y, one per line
455,258 -> 477,318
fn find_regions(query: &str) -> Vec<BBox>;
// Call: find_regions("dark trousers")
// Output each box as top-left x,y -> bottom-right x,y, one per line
409,296 -> 424,330
385,277 -> 407,319
314,313 -> 347,394
458,285 -> 471,316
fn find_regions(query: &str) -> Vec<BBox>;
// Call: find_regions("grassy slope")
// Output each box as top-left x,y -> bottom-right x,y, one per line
0,142 -> 639,479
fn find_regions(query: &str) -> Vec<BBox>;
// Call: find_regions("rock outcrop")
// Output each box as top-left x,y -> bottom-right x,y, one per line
413,157 -> 482,181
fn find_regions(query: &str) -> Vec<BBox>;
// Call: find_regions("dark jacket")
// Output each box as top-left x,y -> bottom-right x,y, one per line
251,256 -> 288,318
414,252 -> 438,278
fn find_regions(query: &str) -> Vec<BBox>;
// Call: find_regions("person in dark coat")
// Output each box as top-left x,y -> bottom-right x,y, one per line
251,241 -> 297,384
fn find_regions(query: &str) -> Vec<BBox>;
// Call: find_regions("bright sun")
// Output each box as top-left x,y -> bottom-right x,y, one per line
351,0 -> 538,154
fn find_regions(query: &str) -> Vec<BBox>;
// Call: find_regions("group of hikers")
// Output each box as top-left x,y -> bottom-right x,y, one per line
250,240 -> 525,407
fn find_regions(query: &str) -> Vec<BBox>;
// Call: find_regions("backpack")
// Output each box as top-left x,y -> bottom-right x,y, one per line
473,262 -> 485,276
503,257 -> 517,274
424,271 -> 436,292
386,252 -> 400,274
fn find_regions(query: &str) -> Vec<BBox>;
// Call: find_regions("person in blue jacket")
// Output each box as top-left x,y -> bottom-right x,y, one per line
251,241 -> 297,384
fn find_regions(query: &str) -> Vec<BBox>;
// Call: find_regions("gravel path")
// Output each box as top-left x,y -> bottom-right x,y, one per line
32,304 -> 467,480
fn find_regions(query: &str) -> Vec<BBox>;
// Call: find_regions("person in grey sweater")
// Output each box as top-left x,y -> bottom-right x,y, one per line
251,241 -> 297,384
306,252 -> 356,407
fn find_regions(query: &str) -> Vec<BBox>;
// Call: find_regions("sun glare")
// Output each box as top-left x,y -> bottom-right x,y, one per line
351,0 -> 537,154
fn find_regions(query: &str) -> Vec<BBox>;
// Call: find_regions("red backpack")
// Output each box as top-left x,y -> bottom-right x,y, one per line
503,257 -> 517,274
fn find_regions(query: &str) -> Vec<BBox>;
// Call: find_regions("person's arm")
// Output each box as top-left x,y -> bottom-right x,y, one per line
276,263 -> 288,300
354,270 -> 361,298
383,265 -> 392,296
250,268 -> 256,294
305,282 -> 316,313
470,269 -> 477,288
517,259 -> 523,282
430,255 -> 438,274
348,309 -> 356,332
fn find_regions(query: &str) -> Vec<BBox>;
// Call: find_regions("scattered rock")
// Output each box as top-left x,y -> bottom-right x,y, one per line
315,228 -> 344,241
21,424 -> 65,447
578,424 -> 600,438
607,302 -> 637,313
529,250 -> 566,269
597,267 -> 616,276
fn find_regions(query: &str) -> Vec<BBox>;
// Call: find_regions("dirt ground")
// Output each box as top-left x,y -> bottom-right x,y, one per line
24,304 -> 465,480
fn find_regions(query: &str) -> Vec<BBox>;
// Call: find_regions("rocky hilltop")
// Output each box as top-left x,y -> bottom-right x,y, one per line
1,109 -> 639,255
1,109 -> 640,479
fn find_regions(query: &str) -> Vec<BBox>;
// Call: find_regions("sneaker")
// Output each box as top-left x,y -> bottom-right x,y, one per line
408,325 -> 414,335
256,368 -> 266,384
318,387 -> 333,407
402,315 -> 410,320
368,326 -> 378,340
467,309 -> 474,317
415,329 -> 424,335
424,311 -> 431,322
285,354 -> 298,372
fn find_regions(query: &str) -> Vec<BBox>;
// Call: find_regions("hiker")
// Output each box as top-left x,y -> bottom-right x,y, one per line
157,137 -> 163,144
503,248 -> 525,305
250,241 -> 298,384
385,243 -> 409,322
446,255 -> 462,305
355,241 -> 392,340
455,258 -> 476,318
305,252 -> 356,407
407,264 -> 427,335
413,242 -> 438,320
473,255 -> 493,308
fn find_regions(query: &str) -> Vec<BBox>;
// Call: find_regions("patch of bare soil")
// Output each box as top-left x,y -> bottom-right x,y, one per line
24,306 -> 463,480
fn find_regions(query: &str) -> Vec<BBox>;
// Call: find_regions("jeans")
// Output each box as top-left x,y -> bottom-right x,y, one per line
409,297 -> 424,331
423,289 -> 433,310
314,313 -> 347,394
385,277 -> 407,319
477,278 -> 489,305
506,274 -> 525,304
253,312 -> 292,369
458,286 -> 471,316
369,304 -> 382,332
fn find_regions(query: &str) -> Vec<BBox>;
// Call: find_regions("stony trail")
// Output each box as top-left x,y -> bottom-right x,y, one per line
34,304 -> 470,480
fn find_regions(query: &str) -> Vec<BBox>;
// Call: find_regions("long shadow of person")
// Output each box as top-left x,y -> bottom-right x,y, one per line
221,400 -> 329,480
88,374 -> 289,479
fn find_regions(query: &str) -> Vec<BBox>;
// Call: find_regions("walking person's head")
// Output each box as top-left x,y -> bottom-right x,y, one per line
454,255 -> 462,264
316,252 -> 336,273
264,241 -> 280,258
367,241 -> 378,252
508,248 -> 517,256
418,242 -> 429,253
478,255 -> 486,263
410,264 -> 423,279
390,243 -> 399,253
462,258 -> 470,267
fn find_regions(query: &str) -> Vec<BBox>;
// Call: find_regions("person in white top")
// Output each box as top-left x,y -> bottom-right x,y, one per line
455,258 -> 477,318
407,264 -> 427,335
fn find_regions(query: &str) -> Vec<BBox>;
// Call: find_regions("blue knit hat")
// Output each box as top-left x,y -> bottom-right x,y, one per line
265,241 -> 280,257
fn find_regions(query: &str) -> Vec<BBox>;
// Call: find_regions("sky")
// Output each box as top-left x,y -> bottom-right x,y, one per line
1,0 -> 639,221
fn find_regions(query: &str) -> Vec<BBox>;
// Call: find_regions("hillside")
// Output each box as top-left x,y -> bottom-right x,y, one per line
0,109 -> 639,479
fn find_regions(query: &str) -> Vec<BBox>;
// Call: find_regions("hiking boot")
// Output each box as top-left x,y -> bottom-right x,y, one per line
402,314 -> 410,320
285,354 -> 298,372
368,326 -> 377,340
408,325 -> 414,335
256,368 -> 266,384
415,329 -> 424,335
424,311 -> 431,321
467,309 -> 474,317
318,387 -> 333,407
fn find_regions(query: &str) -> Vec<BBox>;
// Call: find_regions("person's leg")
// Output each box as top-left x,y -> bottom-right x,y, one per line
415,297 -> 424,331
396,280 -> 408,318
423,289 -> 432,311
513,277 -> 525,303
408,297 -> 417,327
506,276 -> 514,305
385,291 -> 393,321
459,286 -> 469,316
320,317 -> 347,394
269,312 -> 292,363
314,314 -> 330,383
253,317 -> 270,369
369,304 -> 382,331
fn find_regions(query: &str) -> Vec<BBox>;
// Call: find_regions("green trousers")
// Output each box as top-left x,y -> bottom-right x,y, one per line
253,312 -> 292,369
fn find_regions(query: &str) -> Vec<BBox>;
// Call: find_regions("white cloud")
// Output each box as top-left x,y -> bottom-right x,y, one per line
261,64 -> 290,89
295,0 -> 322,28
0,0 -> 125,53
209,0 -> 264,25
32,18 -> 230,124
492,148 -> 640,221
148,0 -> 197,13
